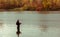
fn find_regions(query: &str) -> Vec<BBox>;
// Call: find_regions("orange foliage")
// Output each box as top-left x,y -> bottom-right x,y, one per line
0,0 -> 59,11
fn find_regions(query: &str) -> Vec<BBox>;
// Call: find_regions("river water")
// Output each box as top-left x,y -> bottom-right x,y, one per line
0,11 -> 60,37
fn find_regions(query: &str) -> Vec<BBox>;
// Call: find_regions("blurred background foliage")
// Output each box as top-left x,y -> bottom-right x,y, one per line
0,0 -> 60,11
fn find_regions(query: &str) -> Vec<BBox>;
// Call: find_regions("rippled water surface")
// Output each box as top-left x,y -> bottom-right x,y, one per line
0,11 -> 60,37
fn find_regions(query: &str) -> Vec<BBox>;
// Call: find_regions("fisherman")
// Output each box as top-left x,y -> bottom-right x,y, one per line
16,20 -> 21,37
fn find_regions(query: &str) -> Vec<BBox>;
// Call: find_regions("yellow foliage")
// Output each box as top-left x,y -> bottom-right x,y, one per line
56,0 -> 60,5
30,0 -> 33,3
42,0 -> 48,8
42,0 -> 53,8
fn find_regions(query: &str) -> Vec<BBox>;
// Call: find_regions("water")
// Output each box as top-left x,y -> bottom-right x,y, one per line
0,11 -> 60,37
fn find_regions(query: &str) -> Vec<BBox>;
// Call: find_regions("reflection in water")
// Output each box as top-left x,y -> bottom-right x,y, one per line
40,24 -> 48,32
0,20 -> 4,29
0,12 -> 60,37
16,20 -> 21,37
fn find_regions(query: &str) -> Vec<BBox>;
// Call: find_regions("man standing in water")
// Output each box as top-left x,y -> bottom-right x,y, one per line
16,20 -> 21,37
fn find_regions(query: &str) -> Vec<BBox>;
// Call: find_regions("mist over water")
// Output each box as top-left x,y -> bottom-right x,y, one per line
0,11 -> 60,37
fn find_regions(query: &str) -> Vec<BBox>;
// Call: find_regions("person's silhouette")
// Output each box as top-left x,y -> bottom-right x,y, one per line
16,20 -> 21,37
